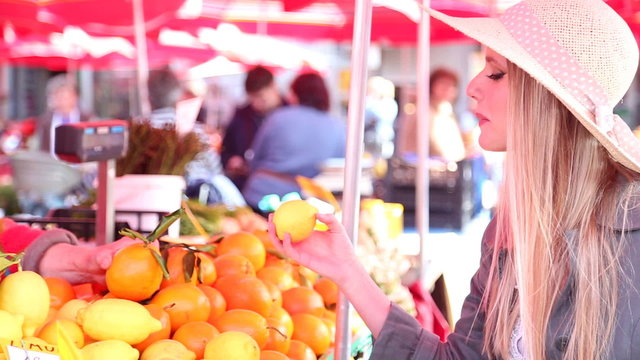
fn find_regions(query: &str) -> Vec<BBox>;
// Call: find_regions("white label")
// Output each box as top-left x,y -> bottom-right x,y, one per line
6,345 -> 60,360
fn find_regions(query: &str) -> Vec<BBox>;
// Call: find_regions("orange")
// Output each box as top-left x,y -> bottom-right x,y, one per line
322,317 -> 336,345
197,285 -> 227,323
134,304 -> 171,352
257,266 -> 296,292
281,287 -> 325,317
162,248 -> 217,289
268,307 -> 294,338
292,265 -> 318,287
260,350 -> 289,360
291,313 -> 331,355
263,280 -> 283,308
150,283 -> 211,332
172,321 -> 219,359
44,277 -> 76,310
214,274 -> 272,317
263,308 -> 292,354
313,278 -> 339,308
252,229 -> 275,251
106,243 -> 163,301
287,340 -> 316,360
216,232 -> 266,271
213,309 -> 269,349
213,254 -> 256,278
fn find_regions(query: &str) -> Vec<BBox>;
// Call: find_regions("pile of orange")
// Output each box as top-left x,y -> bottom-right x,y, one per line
18,230 -> 341,360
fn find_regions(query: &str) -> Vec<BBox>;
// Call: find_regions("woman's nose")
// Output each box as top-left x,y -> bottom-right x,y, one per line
466,74 -> 481,101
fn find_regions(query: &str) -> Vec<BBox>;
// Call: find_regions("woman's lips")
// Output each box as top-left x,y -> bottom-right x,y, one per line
476,113 -> 489,126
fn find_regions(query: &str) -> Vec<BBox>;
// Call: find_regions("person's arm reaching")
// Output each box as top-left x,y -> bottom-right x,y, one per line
267,213 -> 390,337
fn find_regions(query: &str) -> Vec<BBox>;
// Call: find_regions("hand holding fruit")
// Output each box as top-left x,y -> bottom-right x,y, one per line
268,212 -> 358,287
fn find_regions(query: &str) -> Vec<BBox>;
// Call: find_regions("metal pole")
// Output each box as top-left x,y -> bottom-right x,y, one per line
132,0 -> 151,118
335,0 -> 372,359
416,0 -> 431,283
96,159 -> 115,245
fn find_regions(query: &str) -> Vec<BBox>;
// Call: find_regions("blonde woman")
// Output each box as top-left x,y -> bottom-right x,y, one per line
268,0 -> 640,359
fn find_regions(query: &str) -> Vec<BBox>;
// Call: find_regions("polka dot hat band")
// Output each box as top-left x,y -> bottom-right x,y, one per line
427,0 -> 640,172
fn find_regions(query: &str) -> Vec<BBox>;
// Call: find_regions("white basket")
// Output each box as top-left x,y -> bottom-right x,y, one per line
9,151 -> 82,195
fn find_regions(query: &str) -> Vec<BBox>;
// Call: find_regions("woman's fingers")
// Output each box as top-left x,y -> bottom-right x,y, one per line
267,213 -> 287,254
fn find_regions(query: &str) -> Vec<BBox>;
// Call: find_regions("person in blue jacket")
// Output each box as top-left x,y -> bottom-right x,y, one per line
243,72 -> 346,212
268,0 -> 640,358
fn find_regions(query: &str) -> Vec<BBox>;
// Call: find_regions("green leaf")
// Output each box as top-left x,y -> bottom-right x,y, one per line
195,245 -> 216,253
118,228 -> 148,242
195,255 -> 204,284
150,249 -> 171,280
148,208 -> 185,242
182,251 -> 196,283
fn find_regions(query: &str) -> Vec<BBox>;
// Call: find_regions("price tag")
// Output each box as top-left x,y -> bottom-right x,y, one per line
5,345 -> 60,360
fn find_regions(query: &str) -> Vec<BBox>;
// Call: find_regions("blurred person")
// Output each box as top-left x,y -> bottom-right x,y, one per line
221,65 -> 286,190
33,74 -> 92,155
146,67 -> 246,208
396,68 -> 466,163
364,76 -> 399,159
147,66 -> 184,127
242,72 -> 346,212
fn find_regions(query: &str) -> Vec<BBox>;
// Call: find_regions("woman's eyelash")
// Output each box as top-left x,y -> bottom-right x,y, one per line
487,72 -> 506,80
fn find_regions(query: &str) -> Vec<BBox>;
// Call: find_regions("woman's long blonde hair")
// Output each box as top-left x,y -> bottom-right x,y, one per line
482,62 -> 639,359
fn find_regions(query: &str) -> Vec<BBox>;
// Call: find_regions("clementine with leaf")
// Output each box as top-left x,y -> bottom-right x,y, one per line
106,243 -> 164,301
161,247 -> 217,289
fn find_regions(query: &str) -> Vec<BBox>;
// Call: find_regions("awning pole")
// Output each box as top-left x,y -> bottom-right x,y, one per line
335,0 -> 373,358
416,0 -> 431,284
132,0 -> 151,118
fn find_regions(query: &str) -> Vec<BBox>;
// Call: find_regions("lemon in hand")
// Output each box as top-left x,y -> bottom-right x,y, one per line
273,200 -> 319,242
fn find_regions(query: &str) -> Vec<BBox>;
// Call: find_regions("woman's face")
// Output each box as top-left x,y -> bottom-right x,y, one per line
466,48 -> 509,152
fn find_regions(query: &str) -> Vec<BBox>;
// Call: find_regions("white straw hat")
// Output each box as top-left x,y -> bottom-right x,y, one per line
429,0 -> 640,172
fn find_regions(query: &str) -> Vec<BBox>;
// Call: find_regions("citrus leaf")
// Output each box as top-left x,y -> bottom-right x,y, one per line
196,255 -> 203,284
119,228 -> 147,242
195,245 -> 216,253
182,251 -> 196,283
150,249 -> 171,280
148,208 -> 185,242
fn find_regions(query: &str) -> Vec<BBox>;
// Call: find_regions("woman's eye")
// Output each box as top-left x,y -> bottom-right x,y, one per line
487,72 -> 506,80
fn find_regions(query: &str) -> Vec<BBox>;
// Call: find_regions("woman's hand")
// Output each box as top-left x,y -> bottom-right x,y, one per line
39,237 -> 140,285
267,212 -> 358,286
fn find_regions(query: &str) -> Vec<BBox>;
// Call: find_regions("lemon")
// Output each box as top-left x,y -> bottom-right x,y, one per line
0,309 -> 24,340
203,331 -> 260,360
81,339 -> 139,360
37,319 -> 84,348
77,298 -> 162,344
0,271 -> 50,336
273,200 -> 319,242
141,339 -> 196,360
57,299 -> 88,323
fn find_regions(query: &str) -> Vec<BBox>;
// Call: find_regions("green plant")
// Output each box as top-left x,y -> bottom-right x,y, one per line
116,121 -> 205,177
